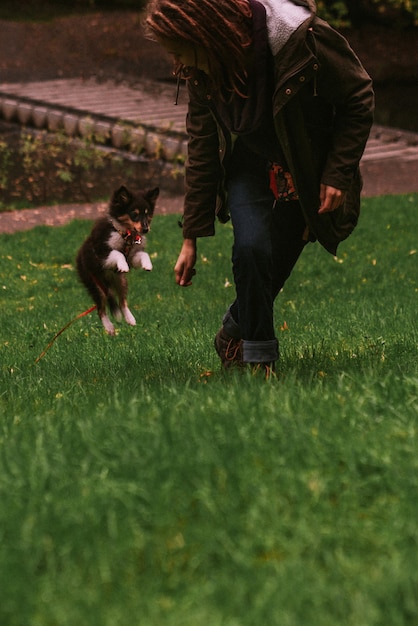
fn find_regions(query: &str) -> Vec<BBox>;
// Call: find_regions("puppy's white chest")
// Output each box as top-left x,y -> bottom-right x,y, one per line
107,230 -> 124,251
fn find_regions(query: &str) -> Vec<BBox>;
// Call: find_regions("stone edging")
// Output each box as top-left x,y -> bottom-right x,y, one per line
0,91 -> 188,163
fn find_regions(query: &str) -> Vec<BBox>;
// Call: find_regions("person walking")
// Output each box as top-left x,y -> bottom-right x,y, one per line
145,0 -> 374,377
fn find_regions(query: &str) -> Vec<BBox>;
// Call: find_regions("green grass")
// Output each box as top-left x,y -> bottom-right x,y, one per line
1,193 -> 417,625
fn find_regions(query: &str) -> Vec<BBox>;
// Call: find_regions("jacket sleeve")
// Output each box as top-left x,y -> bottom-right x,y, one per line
312,18 -> 374,190
182,84 -> 222,239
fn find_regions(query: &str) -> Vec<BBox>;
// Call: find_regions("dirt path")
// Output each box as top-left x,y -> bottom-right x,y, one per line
0,193 -> 184,234
3,164 -> 418,235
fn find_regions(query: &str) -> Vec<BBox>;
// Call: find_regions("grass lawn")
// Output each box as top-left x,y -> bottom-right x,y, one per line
0,193 -> 417,625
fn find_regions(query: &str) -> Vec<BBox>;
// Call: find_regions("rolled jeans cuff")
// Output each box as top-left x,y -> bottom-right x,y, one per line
222,308 -> 242,341
243,339 -> 279,364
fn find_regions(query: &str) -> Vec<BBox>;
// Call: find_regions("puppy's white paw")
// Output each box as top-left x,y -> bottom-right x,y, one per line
142,259 -> 153,272
140,251 -> 153,271
117,259 -> 130,273
122,308 -> 136,326
101,314 -> 115,335
131,250 -> 152,271
104,250 -> 129,273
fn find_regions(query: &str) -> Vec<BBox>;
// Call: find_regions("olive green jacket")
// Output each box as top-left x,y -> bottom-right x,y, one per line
182,0 -> 374,254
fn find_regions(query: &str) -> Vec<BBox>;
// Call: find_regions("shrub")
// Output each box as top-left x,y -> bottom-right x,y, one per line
318,0 -> 418,27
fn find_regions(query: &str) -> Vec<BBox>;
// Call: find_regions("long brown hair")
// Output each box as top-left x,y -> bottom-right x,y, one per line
145,0 -> 253,99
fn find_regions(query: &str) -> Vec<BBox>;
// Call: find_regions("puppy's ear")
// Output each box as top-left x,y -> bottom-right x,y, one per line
112,186 -> 131,206
145,187 -> 159,207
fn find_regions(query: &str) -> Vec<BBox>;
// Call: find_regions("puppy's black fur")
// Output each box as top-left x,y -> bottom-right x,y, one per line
76,185 -> 159,335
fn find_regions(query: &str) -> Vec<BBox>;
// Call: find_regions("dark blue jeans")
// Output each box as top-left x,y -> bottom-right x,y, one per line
224,145 -> 308,363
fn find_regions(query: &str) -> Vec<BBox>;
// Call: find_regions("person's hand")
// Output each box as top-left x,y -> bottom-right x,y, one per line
174,238 -> 197,286
318,184 -> 346,214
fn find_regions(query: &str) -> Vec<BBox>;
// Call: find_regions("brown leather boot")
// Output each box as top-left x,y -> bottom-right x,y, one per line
214,327 -> 244,369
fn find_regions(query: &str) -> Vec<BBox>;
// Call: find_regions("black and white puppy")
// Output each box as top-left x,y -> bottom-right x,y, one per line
76,185 -> 159,335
